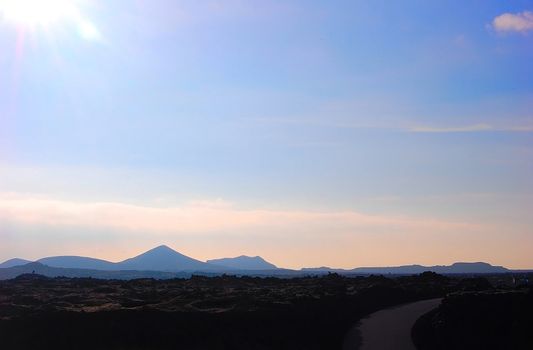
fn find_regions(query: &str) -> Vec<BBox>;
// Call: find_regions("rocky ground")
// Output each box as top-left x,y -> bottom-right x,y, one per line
412,287 -> 533,349
0,272 -> 523,349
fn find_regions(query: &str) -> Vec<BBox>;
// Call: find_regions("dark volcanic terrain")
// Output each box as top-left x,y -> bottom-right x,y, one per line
413,288 -> 533,349
0,272 -> 530,349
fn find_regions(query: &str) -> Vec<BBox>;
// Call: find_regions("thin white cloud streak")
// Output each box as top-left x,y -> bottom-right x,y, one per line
492,11 -> 533,33
0,193 -> 481,236
409,124 -> 533,133
410,123 -> 492,133
254,117 -> 533,134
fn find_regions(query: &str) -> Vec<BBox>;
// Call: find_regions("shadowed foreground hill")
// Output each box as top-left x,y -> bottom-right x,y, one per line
413,289 -> 533,349
0,272 -> 482,350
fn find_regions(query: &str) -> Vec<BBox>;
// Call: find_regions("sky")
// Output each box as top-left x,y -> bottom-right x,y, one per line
0,0 -> 532,269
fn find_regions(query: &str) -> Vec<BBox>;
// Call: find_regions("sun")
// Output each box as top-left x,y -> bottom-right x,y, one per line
0,0 -> 79,26
0,0 -> 100,40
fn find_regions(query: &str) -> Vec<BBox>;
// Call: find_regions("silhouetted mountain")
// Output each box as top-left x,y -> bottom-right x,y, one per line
38,256 -> 117,270
31,246 -> 220,272
301,266 -> 346,273
207,255 -> 277,270
444,262 -> 508,273
350,262 -> 509,274
0,246 -> 516,280
117,245 -> 217,272
0,258 -> 32,268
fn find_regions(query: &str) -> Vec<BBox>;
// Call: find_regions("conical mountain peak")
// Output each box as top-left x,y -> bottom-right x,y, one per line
149,245 -> 175,253
117,245 -> 212,272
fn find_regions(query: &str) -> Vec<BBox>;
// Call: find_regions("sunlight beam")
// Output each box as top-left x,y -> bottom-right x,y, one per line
0,0 -> 78,26
0,0 -> 100,41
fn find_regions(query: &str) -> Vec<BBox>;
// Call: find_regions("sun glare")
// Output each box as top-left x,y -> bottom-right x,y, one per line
0,0 -> 78,26
0,0 -> 99,40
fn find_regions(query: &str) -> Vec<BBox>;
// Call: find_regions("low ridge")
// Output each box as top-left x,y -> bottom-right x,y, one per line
38,256 -> 117,270
207,255 -> 278,270
0,258 -> 32,269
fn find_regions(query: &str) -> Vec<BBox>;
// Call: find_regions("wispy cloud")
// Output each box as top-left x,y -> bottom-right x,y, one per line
409,124 -> 492,133
1,193 -> 527,269
0,193 -> 480,235
409,123 -> 533,133
255,117 -> 533,134
492,11 -> 533,33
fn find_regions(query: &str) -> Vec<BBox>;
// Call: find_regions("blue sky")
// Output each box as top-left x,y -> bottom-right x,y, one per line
0,0 -> 532,268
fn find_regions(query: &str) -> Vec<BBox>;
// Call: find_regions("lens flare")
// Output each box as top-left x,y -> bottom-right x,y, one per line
0,0 -> 79,26
0,0 -> 100,40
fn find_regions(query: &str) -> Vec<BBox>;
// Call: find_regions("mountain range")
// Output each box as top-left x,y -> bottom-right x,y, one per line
33,245 -> 219,272
0,245 -> 277,273
302,262 -> 509,274
0,245 -> 516,280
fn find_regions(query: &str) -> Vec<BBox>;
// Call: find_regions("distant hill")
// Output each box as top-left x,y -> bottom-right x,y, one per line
38,256 -> 117,270
0,245 -> 516,280
207,256 -> 277,270
0,262 -> 188,280
27,246 -> 221,272
301,266 -> 345,272
443,262 -> 509,274
117,245 -> 218,272
350,262 -> 509,274
0,258 -> 32,268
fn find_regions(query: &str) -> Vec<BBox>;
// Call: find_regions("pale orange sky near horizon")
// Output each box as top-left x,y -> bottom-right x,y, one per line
1,193 -> 532,269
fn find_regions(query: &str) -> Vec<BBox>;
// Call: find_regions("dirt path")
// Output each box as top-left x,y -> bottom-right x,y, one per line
343,298 -> 442,350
